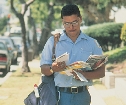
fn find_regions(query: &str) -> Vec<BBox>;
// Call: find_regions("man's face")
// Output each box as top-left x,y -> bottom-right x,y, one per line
62,14 -> 82,37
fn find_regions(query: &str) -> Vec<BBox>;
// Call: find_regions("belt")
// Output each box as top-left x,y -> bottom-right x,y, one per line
56,86 -> 87,94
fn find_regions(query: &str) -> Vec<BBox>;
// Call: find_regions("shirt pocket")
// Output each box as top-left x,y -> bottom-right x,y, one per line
55,50 -> 68,58
79,50 -> 92,61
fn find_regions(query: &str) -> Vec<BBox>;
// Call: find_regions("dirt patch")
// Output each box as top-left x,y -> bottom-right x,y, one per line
106,60 -> 126,74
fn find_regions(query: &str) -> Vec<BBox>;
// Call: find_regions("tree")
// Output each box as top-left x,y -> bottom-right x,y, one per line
30,0 -> 126,52
28,7 -> 39,58
55,0 -> 126,25
30,0 -> 55,52
39,2 -> 55,51
120,23 -> 126,42
120,23 -> 126,46
0,17 -> 8,35
10,0 -> 35,72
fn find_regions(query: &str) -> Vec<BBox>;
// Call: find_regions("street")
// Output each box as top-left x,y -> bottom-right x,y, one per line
0,57 -> 21,85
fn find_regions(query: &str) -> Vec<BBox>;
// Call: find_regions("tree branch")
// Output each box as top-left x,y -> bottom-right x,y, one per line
10,0 -> 19,17
19,0 -> 25,3
26,0 -> 35,7
20,0 -> 35,15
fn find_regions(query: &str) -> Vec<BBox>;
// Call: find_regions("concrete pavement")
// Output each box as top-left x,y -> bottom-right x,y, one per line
89,86 -> 106,105
89,84 -> 126,105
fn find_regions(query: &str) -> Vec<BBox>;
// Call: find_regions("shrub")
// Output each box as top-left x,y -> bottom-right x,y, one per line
83,22 -> 123,51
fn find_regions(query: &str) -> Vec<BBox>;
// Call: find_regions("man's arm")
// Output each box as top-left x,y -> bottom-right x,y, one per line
41,61 -> 66,76
72,64 -> 105,80
41,64 -> 53,76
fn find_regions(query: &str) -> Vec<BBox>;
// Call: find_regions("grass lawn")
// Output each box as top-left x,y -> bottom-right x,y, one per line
0,63 -> 41,105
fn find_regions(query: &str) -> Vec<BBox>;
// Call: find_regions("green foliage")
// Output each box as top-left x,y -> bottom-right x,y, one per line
120,23 -> 126,42
9,0 -> 21,12
104,46 -> 126,63
31,1 -> 48,25
83,22 -> 123,51
0,17 -> 8,35
52,5 -> 62,29
30,1 -> 57,28
84,22 -> 123,37
96,0 -> 110,10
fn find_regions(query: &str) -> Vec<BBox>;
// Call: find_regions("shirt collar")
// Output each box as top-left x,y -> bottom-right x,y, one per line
79,31 -> 88,40
59,30 -> 88,42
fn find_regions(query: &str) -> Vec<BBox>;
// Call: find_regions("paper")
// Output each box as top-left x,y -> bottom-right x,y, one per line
60,69 -> 88,82
56,54 -> 108,81
55,52 -> 69,65
73,70 -> 88,82
61,61 -> 90,76
86,55 -> 108,70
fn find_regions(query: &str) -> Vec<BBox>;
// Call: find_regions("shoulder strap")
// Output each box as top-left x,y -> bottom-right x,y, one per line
52,33 -> 61,62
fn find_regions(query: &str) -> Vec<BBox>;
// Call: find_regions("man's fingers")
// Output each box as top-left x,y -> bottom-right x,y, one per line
57,61 -> 66,69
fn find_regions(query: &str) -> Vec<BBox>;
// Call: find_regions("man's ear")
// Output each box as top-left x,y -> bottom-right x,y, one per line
80,16 -> 82,23
79,16 -> 82,25
62,19 -> 64,25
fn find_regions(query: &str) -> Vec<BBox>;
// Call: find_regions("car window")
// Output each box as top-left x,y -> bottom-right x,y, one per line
11,39 -> 17,47
11,37 -> 22,45
0,42 -> 6,50
0,37 -> 15,49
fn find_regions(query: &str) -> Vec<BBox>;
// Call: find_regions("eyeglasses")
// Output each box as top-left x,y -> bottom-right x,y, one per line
63,20 -> 79,28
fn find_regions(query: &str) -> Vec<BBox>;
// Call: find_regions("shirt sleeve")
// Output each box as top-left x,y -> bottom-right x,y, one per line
40,36 -> 54,66
92,39 -> 103,55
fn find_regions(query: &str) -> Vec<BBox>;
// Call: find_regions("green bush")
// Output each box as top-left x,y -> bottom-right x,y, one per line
83,22 -> 123,51
104,46 -> 126,63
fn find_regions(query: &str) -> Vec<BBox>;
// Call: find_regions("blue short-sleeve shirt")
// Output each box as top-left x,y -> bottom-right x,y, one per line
40,31 -> 103,87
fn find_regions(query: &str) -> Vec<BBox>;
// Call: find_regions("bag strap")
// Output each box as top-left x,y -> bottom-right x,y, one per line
52,33 -> 61,62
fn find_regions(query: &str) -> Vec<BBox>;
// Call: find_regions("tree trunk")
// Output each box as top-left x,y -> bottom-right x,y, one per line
83,4 -> 112,25
19,14 -> 30,72
28,16 -> 39,58
10,0 -> 35,73
39,3 -> 55,52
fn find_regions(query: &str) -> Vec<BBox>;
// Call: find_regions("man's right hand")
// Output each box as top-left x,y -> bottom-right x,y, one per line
52,61 -> 66,72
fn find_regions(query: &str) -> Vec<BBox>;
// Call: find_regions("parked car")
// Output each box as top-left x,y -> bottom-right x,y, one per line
0,36 -> 18,64
10,36 -> 22,57
10,36 -> 30,57
0,40 -> 11,74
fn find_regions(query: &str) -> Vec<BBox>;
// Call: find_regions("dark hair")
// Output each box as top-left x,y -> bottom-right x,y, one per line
61,4 -> 81,19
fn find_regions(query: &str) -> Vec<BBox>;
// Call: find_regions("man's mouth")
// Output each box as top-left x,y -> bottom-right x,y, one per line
69,30 -> 76,32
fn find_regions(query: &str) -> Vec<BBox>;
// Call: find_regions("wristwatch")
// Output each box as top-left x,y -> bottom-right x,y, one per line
50,66 -> 54,74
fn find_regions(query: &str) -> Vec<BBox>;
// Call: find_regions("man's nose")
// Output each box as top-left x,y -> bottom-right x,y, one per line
69,23 -> 74,28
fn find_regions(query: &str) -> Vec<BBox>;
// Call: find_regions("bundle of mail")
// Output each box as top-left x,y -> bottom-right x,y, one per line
55,52 -> 108,80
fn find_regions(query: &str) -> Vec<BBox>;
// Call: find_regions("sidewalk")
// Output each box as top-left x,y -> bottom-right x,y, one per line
89,86 -> 106,105
89,84 -> 126,105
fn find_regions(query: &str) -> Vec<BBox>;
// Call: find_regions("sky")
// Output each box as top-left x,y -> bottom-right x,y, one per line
115,6 -> 126,23
0,0 -> 9,17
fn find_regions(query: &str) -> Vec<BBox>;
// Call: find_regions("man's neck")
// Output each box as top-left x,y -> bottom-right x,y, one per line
65,31 -> 81,43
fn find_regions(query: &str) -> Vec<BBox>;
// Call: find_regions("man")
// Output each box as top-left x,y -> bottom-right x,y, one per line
40,4 -> 105,105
